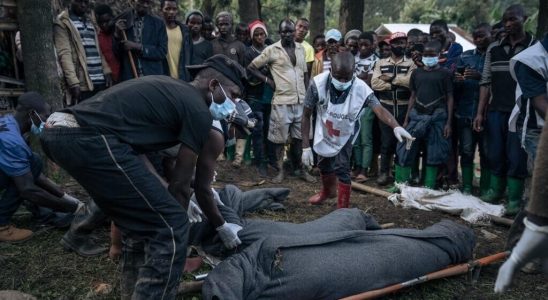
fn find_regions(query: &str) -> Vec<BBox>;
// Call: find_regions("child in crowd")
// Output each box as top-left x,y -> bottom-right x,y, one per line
396,40 -> 454,189
352,31 -> 379,182
227,98 -> 257,167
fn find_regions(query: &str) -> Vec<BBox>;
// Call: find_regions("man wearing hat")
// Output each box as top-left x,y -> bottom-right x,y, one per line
40,54 -> 246,299
311,28 -> 342,77
212,11 -> 246,67
186,9 -> 213,65
0,92 -> 84,242
371,32 -> 417,186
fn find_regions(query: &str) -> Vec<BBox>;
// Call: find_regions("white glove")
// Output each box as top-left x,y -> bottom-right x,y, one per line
494,218 -> 548,293
246,119 -> 257,129
301,147 -> 314,168
62,193 -> 81,205
394,126 -> 415,150
216,222 -> 242,249
187,196 -> 204,223
211,188 -> 224,206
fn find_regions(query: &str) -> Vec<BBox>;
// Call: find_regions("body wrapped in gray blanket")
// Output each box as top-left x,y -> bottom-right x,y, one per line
193,185 -> 476,300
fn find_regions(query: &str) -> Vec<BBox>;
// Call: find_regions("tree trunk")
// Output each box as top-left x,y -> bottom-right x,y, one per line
309,0 -> 325,43
201,0 -> 217,18
17,0 -> 63,111
238,0 -> 259,24
338,0 -> 364,34
538,0 -> 548,39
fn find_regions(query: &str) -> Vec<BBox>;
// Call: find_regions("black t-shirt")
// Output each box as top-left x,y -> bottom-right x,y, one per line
410,67 -> 453,113
244,46 -> 268,100
65,75 -> 212,154
191,39 -> 213,65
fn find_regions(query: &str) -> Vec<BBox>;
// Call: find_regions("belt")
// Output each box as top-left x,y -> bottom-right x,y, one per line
380,99 -> 409,106
377,90 -> 411,101
45,112 -> 80,128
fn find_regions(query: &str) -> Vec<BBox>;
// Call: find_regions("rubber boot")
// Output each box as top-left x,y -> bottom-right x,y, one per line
226,144 -> 235,161
243,136 -> 253,166
481,174 -> 505,203
368,154 -> 379,177
376,154 -> 392,186
337,182 -> 352,208
60,200 -> 108,257
272,145 -> 284,184
506,177 -> 524,216
424,165 -> 438,190
309,173 -> 337,205
479,168 -> 491,197
387,165 -> 411,193
232,139 -> 246,167
0,225 -> 33,243
461,165 -> 474,194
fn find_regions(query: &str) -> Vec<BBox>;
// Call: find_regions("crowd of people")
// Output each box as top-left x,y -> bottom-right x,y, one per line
1,0 -> 547,299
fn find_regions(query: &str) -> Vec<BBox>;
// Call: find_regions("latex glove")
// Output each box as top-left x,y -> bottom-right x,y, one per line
216,222 -> 242,249
62,193 -> 81,205
394,126 -> 415,150
301,147 -> 314,168
494,218 -> 548,293
246,119 -> 257,129
211,188 -> 224,206
187,196 -> 203,223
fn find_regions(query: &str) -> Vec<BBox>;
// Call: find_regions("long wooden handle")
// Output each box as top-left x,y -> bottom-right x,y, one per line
121,30 -> 139,79
340,252 -> 510,300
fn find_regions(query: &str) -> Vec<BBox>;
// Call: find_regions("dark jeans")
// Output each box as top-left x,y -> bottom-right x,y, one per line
80,83 -> 106,102
456,117 -> 487,168
379,103 -> 407,172
249,100 -> 275,165
41,127 -> 187,300
318,137 -> 354,184
0,154 -> 42,225
484,111 -> 528,178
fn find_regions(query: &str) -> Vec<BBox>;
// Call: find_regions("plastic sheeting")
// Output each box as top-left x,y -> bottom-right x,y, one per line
388,184 -> 505,224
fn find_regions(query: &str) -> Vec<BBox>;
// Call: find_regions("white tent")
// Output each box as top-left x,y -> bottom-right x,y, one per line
375,23 -> 475,51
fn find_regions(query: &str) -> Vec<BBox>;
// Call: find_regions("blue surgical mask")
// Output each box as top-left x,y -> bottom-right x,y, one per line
209,83 -> 236,120
331,76 -> 353,91
30,111 -> 45,135
422,56 -> 439,67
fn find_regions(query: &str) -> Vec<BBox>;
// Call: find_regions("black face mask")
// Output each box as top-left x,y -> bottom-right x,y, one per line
391,46 -> 405,57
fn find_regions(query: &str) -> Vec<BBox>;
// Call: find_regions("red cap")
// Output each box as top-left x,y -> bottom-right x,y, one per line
389,32 -> 407,43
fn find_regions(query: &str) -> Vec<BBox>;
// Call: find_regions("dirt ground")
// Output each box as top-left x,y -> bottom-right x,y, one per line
1,160 -> 547,300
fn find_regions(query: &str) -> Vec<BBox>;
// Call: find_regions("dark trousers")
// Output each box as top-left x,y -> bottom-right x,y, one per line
456,117 -> 487,168
41,127 -> 187,300
484,111 -> 528,178
379,103 -> 407,172
318,137 -> 354,184
249,100 -> 276,165
0,154 -> 41,225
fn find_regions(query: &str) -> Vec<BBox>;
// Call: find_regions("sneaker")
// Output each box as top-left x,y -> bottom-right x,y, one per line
0,225 -> 33,243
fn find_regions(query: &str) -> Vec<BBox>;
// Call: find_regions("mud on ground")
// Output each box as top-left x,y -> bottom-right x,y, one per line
1,161 -> 546,299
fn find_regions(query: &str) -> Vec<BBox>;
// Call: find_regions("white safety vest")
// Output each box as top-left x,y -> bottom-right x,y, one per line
313,72 -> 373,157
508,41 -> 547,147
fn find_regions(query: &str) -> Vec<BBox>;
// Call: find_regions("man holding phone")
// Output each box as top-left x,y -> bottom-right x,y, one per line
453,23 -> 492,195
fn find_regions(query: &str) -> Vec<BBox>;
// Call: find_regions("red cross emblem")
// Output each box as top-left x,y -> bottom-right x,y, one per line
326,120 -> 340,137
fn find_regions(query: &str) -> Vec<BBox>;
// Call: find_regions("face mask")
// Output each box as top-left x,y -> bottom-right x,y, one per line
422,56 -> 439,67
391,46 -> 405,57
331,76 -> 353,91
209,83 -> 236,120
30,111 -> 45,135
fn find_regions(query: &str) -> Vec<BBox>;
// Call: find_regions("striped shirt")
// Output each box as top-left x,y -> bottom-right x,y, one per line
70,15 -> 105,85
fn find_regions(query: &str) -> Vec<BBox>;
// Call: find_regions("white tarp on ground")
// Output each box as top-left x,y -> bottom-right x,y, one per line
388,184 -> 505,224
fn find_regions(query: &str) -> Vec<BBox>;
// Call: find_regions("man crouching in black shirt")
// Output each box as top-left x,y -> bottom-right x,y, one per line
40,54 -> 245,300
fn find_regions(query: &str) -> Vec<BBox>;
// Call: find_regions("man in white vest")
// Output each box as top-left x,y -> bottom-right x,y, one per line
301,51 -> 414,208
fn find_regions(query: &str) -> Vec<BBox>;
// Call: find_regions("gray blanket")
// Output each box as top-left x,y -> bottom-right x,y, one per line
202,219 -> 475,300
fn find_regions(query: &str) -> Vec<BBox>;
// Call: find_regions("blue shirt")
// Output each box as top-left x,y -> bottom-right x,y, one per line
454,49 -> 486,119
0,115 -> 33,177
440,42 -> 463,72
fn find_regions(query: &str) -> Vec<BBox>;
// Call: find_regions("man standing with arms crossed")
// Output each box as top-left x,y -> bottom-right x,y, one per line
248,19 -> 314,183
